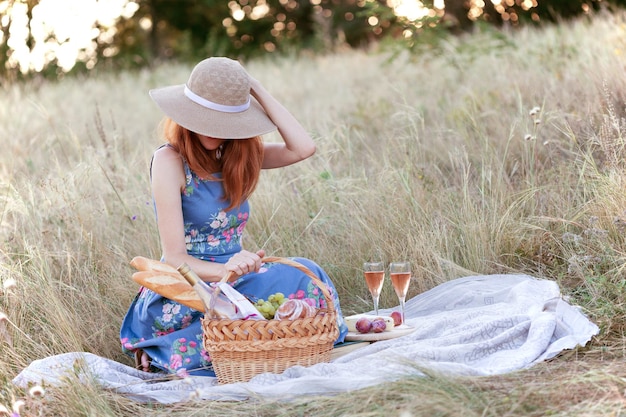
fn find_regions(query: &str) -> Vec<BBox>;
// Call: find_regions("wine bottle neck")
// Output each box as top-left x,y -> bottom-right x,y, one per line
177,263 -> 198,286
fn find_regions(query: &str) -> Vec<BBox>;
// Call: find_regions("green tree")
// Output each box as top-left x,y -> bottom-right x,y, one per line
2,0 -> 626,80
441,0 -> 626,31
120,0 -> 395,62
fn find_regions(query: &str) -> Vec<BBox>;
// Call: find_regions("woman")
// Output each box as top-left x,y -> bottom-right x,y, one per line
119,57 -> 348,377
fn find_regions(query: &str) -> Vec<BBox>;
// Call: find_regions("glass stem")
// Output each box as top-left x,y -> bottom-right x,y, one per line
399,297 -> 406,323
373,295 -> 380,315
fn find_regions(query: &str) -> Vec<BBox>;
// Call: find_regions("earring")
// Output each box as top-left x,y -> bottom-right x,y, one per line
216,144 -> 223,160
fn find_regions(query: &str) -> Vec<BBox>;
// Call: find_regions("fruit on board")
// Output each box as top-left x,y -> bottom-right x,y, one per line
390,311 -> 403,326
371,318 -> 387,333
355,317 -> 373,334
345,314 -> 395,332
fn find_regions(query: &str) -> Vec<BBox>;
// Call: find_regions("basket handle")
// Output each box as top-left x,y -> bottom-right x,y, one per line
215,256 -> 335,315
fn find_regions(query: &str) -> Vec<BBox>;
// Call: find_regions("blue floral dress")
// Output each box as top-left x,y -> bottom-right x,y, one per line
120,151 -> 348,377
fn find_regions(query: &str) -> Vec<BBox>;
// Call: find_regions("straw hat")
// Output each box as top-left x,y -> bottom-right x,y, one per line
149,57 -> 277,139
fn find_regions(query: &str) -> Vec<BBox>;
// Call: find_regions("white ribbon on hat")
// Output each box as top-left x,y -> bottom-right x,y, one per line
184,86 -> 250,113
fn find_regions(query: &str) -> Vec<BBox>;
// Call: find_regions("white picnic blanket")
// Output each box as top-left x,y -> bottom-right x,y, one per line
12,274 -> 599,404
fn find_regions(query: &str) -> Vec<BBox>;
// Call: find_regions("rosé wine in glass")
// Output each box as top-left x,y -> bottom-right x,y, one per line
363,261 -> 384,315
389,261 -> 411,324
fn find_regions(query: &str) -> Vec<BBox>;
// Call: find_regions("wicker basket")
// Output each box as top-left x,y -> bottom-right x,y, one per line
201,256 -> 339,384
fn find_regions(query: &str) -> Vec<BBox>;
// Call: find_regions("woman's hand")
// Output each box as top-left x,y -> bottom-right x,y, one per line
225,249 -> 266,281
244,68 -> 316,169
248,76 -> 262,99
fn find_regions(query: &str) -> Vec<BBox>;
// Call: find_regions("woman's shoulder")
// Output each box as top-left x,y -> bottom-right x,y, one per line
152,144 -> 182,164
154,143 -> 177,157
151,143 -> 185,178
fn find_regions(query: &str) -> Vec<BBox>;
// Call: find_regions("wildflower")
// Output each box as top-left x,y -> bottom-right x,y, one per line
12,400 -> 25,415
581,255 -> 601,263
187,388 -> 201,400
561,232 -> 582,244
568,254 -> 602,274
524,134 -> 533,141
0,311 -> 11,344
529,106 -> 540,116
534,119 -> 541,125
2,279 -> 16,292
583,228 -> 608,238
567,255 -> 581,274
28,385 -> 45,398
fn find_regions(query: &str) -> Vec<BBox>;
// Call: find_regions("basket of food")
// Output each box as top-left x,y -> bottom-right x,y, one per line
201,256 -> 339,384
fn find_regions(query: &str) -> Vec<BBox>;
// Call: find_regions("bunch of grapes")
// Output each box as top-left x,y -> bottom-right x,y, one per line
254,292 -> 287,319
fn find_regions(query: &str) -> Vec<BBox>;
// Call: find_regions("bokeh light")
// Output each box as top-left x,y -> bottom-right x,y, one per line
3,0 -> 447,73
1,0 -> 138,74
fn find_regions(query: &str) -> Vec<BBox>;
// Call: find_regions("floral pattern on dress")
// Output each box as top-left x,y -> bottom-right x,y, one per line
183,172 -> 200,196
185,210 -> 248,255
120,336 -> 145,353
152,301 -> 197,337
285,278 -> 330,308
165,335 -> 212,376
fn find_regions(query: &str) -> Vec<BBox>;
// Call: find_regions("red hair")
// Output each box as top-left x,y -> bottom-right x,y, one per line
162,118 -> 264,211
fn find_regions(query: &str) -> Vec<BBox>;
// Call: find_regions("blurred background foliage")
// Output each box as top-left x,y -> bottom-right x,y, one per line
1,0 -> 625,81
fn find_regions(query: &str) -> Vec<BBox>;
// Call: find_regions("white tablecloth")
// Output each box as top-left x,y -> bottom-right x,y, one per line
13,274 -> 599,403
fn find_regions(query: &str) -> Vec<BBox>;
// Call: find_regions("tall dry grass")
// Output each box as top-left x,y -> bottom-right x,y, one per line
2,10 -> 626,416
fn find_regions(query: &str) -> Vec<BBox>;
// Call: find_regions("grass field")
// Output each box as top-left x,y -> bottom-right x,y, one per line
2,9 -> 626,416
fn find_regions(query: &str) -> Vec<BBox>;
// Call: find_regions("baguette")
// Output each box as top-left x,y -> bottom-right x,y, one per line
131,270 -> 205,312
130,256 -> 179,274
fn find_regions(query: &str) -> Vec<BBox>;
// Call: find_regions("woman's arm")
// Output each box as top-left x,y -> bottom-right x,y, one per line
151,146 -> 264,281
249,77 -> 316,169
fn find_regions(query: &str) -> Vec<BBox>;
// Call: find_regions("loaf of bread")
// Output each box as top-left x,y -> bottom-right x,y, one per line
130,257 -> 204,312
130,256 -> 179,274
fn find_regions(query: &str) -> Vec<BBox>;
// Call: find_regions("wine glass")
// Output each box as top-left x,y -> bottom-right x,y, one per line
389,261 -> 411,324
363,261 -> 385,315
